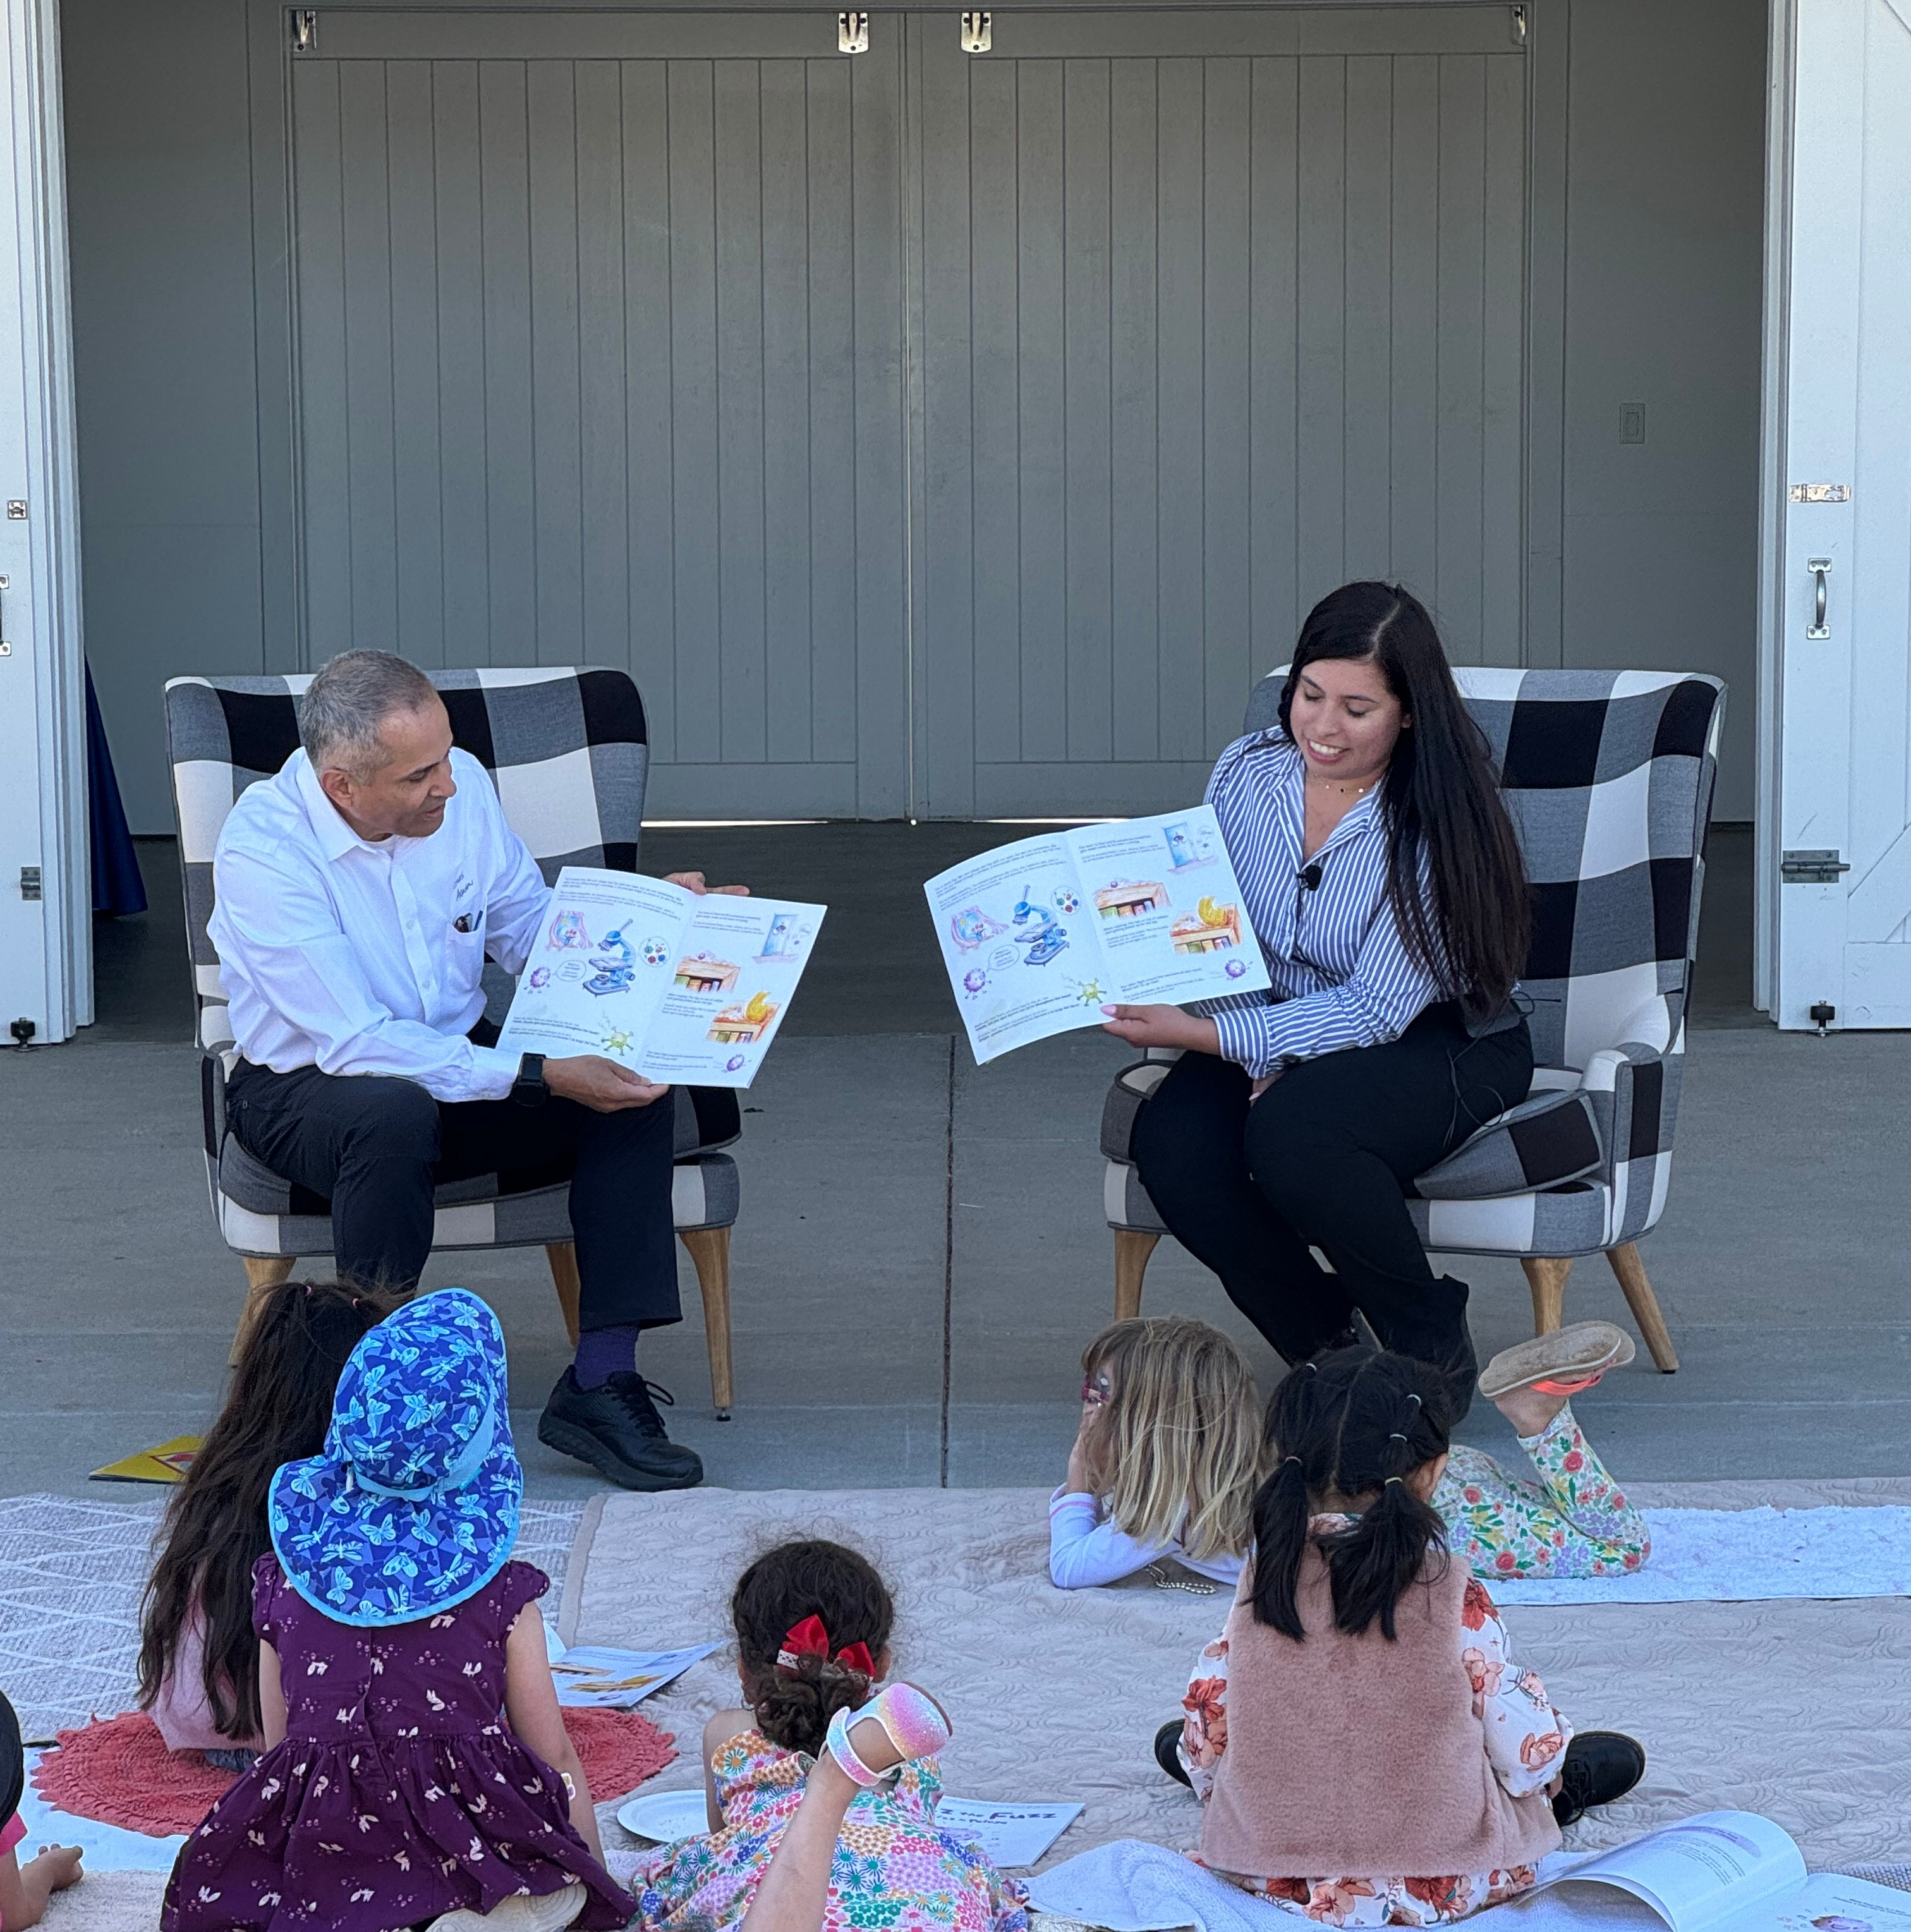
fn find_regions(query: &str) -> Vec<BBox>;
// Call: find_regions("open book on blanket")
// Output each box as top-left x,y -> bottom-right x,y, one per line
495,866 -> 825,1089
924,806 -> 1270,1064
1489,1812 -> 1909,1932
543,1637 -> 722,1709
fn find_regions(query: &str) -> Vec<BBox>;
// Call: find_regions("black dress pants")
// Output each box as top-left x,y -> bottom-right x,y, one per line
1131,1001 -> 1532,1370
225,1059 -> 681,1332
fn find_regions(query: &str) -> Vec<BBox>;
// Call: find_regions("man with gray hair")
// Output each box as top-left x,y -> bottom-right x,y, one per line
207,649 -> 737,1490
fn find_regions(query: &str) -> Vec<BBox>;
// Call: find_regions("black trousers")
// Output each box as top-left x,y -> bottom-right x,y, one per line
225,1058 -> 681,1332
1131,1002 -> 1532,1368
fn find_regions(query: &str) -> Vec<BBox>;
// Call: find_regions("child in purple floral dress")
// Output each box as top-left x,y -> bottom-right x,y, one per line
636,1540 -> 1028,1932
162,1289 -> 630,1932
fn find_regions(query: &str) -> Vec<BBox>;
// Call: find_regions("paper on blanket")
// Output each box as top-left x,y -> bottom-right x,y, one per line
496,866 -> 825,1088
933,1798 -> 1083,1869
1480,1813 -> 1911,1932
925,807 -> 1270,1064
548,1641 -> 721,1709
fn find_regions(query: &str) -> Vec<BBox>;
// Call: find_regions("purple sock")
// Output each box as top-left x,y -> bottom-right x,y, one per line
574,1324 -> 640,1391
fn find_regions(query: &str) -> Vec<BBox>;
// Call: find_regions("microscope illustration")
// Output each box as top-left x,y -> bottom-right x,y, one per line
1010,888 -> 1070,966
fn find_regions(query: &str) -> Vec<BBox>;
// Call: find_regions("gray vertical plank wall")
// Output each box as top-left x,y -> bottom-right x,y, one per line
916,8 -> 1530,818
287,15 -> 908,818
64,0 -> 1769,833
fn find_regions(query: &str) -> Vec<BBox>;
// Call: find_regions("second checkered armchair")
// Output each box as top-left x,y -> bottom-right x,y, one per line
1099,667 -> 1726,1372
163,667 -> 746,1416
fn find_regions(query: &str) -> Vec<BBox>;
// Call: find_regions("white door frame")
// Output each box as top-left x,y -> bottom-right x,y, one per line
0,0 -> 88,1044
1752,0 -> 1793,1018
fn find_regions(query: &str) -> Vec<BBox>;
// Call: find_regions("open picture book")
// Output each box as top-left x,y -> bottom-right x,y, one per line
1489,1812 -> 1908,1932
924,806 -> 1270,1064
495,866 -> 825,1088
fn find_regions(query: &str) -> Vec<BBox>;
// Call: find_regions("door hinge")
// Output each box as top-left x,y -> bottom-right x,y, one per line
1509,3 -> 1529,46
837,11 -> 868,53
1789,482 -> 1850,503
19,866 -> 41,900
1780,849 -> 1850,884
291,9 -> 317,53
961,11 -> 992,52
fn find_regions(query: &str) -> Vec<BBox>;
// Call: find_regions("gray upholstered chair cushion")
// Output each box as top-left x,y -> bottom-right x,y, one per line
1413,1089 -> 1602,1200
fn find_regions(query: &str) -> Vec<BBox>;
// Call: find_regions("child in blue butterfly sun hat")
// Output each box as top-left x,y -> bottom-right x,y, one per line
161,1288 -> 630,1932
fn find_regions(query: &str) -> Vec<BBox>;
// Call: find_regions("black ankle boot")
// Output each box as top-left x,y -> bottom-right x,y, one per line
1378,1278 -> 1479,1421
1153,1719 -> 1192,1788
1553,1731 -> 1646,1826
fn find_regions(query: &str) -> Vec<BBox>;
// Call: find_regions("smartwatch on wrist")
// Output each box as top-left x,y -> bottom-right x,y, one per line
511,1051 -> 549,1108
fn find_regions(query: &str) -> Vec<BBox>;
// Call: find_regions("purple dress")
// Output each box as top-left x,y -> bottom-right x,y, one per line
161,1556 -> 632,1932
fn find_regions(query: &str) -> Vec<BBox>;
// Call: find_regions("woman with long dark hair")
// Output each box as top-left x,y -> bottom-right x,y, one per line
1104,582 -> 1532,1401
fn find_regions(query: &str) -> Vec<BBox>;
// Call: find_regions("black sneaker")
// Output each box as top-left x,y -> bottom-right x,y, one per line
1154,1719 -> 1192,1788
538,1369 -> 704,1491
1553,1731 -> 1646,1826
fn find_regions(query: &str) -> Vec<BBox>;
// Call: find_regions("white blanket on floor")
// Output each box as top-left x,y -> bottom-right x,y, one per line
1027,1841 -> 1592,1932
1481,1506 -> 1911,1606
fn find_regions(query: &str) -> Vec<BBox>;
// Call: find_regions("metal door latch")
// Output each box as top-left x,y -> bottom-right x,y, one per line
961,11 -> 992,52
837,11 -> 868,53
1789,482 -> 1850,503
291,10 -> 317,52
1509,4 -> 1528,45
1805,557 -> 1831,639
19,866 -> 40,901
1780,850 -> 1850,884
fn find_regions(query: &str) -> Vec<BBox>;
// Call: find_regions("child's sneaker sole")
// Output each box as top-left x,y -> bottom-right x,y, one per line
1479,1321 -> 1633,1401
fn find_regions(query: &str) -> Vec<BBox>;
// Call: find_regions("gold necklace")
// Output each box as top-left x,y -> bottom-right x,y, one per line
1309,770 -> 1382,799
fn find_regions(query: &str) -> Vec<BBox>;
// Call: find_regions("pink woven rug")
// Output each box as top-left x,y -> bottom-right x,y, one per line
32,1706 -> 677,1838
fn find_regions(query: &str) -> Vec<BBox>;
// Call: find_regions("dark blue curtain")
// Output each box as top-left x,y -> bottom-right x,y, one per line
87,661 -> 146,915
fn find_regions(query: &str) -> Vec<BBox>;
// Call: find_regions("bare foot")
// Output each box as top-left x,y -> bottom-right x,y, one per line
1495,1382 -> 1577,1440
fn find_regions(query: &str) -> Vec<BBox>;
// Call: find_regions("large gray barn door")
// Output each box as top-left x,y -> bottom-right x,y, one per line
912,8 -> 1530,818
288,13 -> 907,818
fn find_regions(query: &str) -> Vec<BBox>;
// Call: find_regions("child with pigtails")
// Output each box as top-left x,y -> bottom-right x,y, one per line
1157,1346 -> 1647,1927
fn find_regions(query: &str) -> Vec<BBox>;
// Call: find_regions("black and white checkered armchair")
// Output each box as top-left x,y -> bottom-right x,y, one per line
1100,668 -> 1726,1373
163,667 -> 746,1416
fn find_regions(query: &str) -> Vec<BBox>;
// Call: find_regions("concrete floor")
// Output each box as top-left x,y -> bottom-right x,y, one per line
6,822 -> 1903,1502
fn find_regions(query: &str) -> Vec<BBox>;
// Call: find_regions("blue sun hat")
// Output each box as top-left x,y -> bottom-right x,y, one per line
268,1288 -> 523,1627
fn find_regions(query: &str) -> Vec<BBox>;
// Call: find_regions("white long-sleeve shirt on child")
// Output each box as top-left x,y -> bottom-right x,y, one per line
1048,1488 -> 1247,1590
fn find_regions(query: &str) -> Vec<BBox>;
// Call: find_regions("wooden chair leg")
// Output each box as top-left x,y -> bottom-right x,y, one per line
545,1242 -> 582,1349
231,1255 -> 297,1367
1605,1241 -> 1680,1373
1520,1255 -> 1573,1336
1114,1229 -> 1162,1322
679,1226 -> 734,1420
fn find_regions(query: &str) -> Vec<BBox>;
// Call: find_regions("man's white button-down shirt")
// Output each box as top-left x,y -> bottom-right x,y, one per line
208,747 -> 551,1103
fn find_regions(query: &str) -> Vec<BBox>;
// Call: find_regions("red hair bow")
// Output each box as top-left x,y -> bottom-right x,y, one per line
776,1614 -> 875,1680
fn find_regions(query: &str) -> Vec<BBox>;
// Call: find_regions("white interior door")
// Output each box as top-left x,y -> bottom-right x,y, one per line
1771,0 -> 1911,1027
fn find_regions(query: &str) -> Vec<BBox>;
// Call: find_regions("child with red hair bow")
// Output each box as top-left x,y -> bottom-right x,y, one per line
633,1538 -> 1028,1932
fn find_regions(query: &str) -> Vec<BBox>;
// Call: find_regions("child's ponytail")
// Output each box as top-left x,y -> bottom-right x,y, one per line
1321,1389 -> 1452,1639
731,1540 -> 895,1758
1248,1360 -> 1327,1639
1247,1346 -> 1454,1643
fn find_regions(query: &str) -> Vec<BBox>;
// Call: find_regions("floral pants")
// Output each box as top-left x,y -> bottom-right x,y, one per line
1435,1402 -> 1651,1580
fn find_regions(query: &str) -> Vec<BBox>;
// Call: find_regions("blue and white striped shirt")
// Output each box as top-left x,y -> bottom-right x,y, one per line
1199,733 -> 1445,1078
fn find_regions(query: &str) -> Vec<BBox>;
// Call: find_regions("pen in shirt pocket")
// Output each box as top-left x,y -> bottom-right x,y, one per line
453,912 -> 480,934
